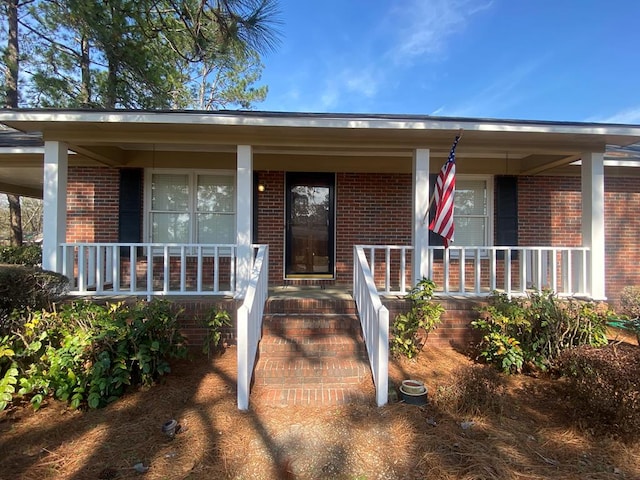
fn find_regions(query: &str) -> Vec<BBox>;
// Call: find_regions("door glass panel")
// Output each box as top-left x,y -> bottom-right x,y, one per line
290,185 -> 330,273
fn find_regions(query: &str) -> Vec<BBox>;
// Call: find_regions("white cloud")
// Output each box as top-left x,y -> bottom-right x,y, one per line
596,107 -> 640,124
438,59 -> 543,118
389,0 -> 493,62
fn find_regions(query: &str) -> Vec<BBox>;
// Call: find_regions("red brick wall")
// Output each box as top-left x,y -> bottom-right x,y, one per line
67,167 -> 120,243
518,176 -> 582,247
336,172 -> 413,284
255,171 -> 285,284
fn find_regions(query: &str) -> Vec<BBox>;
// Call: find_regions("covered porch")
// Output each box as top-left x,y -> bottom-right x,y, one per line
3,110 -> 640,408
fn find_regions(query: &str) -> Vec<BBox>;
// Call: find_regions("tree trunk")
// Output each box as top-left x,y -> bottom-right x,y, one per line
7,194 -> 23,246
80,34 -> 91,107
5,0 -> 24,246
4,0 -> 19,108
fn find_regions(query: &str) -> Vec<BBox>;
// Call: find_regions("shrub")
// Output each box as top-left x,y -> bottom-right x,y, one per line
556,343 -> 640,437
202,308 -> 232,357
0,244 -> 42,266
0,265 -> 68,336
391,278 -> 444,359
3,299 -> 187,411
620,286 -> 640,319
473,291 -> 609,372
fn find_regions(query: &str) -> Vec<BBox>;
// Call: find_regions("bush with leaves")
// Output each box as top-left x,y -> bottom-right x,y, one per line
0,265 -> 68,336
202,307 -> 232,357
473,291 -> 610,373
556,343 -> 640,437
3,299 -> 187,411
391,278 -> 445,358
0,244 -> 42,266
620,286 -> 640,319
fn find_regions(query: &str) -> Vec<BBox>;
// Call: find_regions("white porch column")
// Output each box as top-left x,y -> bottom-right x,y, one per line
236,145 -> 253,297
42,141 -> 68,272
581,151 -> 605,300
412,148 -> 430,284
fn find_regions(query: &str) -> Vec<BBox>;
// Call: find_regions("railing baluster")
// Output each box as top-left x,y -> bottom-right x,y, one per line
96,246 -> 104,293
459,248 -> 466,294
505,249 -> 512,297
385,247 -> 391,293
474,248 -> 481,294
214,245 -> 220,292
400,247 -> 406,294
180,245 -> 187,292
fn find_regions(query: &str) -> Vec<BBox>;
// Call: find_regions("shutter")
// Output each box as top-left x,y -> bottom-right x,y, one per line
495,176 -> 518,259
118,169 -> 143,244
428,173 -> 444,259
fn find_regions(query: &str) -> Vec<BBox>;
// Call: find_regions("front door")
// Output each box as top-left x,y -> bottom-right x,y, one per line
285,172 -> 335,278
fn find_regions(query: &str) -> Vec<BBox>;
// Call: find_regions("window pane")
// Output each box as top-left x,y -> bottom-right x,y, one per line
152,212 -> 189,243
152,174 -> 189,211
456,180 -> 486,215
455,217 -> 486,246
197,214 -> 235,243
197,175 -> 235,213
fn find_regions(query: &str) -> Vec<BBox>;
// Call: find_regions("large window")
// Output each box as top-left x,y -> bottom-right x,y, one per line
146,170 -> 236,244
454,176 -> 492,246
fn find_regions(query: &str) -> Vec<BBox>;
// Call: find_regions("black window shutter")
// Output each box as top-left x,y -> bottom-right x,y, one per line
495,176 -> 518,260
428,173 -> 444,259
495,176 -> 518,246
118,169 -> 143,244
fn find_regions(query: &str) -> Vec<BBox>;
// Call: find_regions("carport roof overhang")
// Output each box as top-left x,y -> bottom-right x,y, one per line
1,109 -> 640,198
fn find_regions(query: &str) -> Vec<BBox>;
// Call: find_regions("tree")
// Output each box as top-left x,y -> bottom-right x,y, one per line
20,0 -> 281,109
2,0 -> 23,246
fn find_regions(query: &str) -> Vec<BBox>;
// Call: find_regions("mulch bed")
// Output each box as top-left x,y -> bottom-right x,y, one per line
1,336 -> 639,479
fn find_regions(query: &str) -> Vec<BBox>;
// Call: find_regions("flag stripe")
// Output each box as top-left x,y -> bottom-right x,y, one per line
429,135 -> 460,248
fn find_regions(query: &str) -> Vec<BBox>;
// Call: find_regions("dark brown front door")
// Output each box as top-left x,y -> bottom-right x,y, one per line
285,172 -> 335,278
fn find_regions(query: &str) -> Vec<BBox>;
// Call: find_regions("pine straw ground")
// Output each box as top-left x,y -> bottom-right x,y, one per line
0,329 -> 638,480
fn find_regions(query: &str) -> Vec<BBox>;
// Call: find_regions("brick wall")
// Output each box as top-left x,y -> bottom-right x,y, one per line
67,166 -> 120,243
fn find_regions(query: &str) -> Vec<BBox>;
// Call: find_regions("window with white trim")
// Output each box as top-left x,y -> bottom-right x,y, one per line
146,170 -> 236,244
454,176 -> 493,246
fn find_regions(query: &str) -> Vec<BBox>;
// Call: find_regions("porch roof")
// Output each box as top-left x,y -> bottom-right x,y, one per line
2,109 -> 640,198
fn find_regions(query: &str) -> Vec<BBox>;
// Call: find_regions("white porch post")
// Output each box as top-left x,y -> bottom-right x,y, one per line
236,145 -> 253,297
412,148 -> 430,284
42,141 -> 68,272
581,151 -> 605,300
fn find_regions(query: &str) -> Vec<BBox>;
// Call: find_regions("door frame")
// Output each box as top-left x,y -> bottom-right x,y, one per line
284,172 -> 336,279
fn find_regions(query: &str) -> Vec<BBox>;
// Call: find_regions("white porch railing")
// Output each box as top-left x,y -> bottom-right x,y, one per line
60,243 -> 237,296
358,245 -> 591,298
353,245 -> 389,407
237,244 -> 269,410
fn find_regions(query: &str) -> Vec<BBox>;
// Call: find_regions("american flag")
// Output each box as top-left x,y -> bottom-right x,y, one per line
429,135 -> 460,248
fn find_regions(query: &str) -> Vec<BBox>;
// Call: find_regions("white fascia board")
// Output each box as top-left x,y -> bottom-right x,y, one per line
2,110 -> 640,138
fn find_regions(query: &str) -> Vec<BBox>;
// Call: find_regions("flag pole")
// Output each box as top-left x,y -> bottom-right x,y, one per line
422,129 -> 463,225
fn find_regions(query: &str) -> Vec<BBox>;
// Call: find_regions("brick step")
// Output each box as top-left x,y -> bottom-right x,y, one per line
250,384 -> 376,408
253,357 -> 370,386
258,332 -> 367,357
265,298 -> 357,315
262,314 -> 362,336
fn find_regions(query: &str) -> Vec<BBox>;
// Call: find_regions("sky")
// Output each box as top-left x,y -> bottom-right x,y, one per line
256,0 -> 640,124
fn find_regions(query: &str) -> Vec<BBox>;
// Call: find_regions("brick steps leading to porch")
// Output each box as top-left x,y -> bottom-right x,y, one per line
252,301 -> 376,407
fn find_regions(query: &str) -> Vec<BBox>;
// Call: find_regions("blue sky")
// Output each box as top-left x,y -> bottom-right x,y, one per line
257,0 -> 640,123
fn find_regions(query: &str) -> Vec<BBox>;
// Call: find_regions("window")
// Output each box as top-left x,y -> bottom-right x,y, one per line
146,170 -> 236,244
454,176 -> 492,246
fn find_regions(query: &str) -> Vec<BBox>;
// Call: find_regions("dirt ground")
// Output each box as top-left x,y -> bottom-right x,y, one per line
1,329 -> 638,480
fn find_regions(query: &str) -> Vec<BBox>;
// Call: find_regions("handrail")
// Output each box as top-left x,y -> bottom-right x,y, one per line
353,245 -> 389,407
237,244 -> 269,410
358,244 -> 591,298
60,242 -> 237,296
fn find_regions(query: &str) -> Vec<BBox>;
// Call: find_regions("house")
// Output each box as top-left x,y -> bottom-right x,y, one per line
1,109 -> 640,408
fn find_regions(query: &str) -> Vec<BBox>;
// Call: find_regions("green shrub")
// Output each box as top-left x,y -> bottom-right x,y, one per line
202,308 -> 232,357
0,265 -> 68,336
0,244 -> 42,266
3,299 -> 187,411
391,278 -> 444,359
556,343 -> 640,437
473,291 -> 609,372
